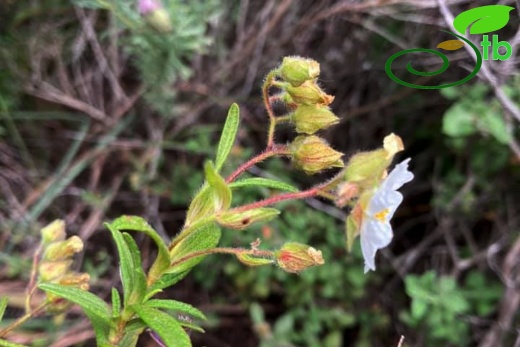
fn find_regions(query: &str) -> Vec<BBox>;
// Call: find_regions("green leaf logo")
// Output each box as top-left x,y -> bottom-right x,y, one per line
453,5 -> 514,35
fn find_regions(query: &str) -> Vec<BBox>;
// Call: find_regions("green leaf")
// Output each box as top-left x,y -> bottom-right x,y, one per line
168,224 -> 221,275
152,225 -> 221,294
146,299 -> 206,320
204,161 -> 232,212
105,223 -> 135,308
111,288 -> 121,318
133,305 -> 191,347
38,283 -> 111,342
215,103 -> 240,172
216,207 -> 280,230
229,177 -> 299,193
442,104 -> 476,138
411,299 -> 428,320
236,253 -> 274,266
109,216 -> 170,278
478,111 -> 512,144
454,5 -> 514,35
0,297 -> 7,321
123,233 -> 147,305
0,339 -> 30,347
185,185 -> 215,227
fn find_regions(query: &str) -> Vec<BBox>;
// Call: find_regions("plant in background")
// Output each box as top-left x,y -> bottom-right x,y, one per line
0,57 -> 413,346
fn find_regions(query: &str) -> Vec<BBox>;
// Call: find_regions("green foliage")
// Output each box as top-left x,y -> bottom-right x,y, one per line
215,103 -> 240,172
401,270 -> 501,346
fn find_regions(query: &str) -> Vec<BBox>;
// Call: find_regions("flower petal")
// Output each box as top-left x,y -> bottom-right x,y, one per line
360,219 -> 393,272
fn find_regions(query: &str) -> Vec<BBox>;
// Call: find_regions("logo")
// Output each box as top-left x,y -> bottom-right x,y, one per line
385,5 -> 515,89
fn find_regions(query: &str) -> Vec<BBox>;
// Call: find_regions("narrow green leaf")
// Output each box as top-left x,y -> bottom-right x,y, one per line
109,216 -> 170,277
236,253 -> 274,266
229,178 -> 299,193
205,161 -> 232,212
168,224 -> 221,274
123,233 -> 147,305
38,283 -> 112,343
215,103 -> 240,172
133,305 -> 191,347
111,288 -> 121,318
184,185 -> 214,227
0,339 -> 30,347
150,225 -> 221,295
216,208 -> 280,230
0,297 -> 8,321
105,223 -> 134,308
179,321 -> 205,333
146,299 -> 206,320
454,5 -> 514,35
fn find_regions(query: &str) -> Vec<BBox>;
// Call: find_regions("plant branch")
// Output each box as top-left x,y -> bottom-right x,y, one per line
0,301 -> 48,338
225,144 -> 289,183
263,70 -> 279,147
230,184 -> 327,213
169,247 -> 274,269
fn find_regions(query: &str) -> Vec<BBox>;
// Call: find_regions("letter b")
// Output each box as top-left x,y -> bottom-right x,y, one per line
492,35 -> 512,61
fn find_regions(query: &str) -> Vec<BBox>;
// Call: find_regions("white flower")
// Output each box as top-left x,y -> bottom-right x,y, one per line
360,158 -> 414,273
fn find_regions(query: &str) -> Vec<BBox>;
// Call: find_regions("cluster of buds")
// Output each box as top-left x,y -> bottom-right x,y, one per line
39,220 -> 90,312
333,134 -> 414,272
274,57 -> 343,174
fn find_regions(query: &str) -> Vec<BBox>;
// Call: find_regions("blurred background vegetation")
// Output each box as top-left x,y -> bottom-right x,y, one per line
1,0 -> 520,346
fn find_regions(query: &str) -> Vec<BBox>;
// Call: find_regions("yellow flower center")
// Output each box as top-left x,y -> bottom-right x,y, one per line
374,208 -> 390,222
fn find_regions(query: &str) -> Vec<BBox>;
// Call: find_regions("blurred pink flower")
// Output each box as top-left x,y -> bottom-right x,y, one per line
138,0 -> 162,15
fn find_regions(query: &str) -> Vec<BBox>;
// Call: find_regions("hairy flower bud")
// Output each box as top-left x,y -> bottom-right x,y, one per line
285,81 -> 334,106
280,56 -> 320,87
292,104 -> 339,134
41,220 -> 66,245
38,260 -> 73,282
343,134 -> 405,189
275,242 -> 324,273
289,135 -> 344,174
43,236 -> 84,261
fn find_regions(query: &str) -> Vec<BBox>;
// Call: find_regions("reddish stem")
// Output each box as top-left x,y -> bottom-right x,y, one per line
230,185 -> 325,213
225,145 -> 289,183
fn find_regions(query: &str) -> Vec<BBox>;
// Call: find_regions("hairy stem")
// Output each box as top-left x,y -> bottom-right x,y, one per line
263,70 -> 279,147
169,247 -> 274,269
225,144 -> 289,183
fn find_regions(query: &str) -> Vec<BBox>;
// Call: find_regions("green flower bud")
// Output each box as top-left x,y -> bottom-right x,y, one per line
343,134 -> 405,189
144,9 -> 173,33
292,104 -> 339,134
43,236 -> 84,261
275,242 -> 324,273
286,81 -> 334,106
41,220 -> 66,245
280,56 -> 320,87
289,135 -> 344,175
216,208 -> 280,230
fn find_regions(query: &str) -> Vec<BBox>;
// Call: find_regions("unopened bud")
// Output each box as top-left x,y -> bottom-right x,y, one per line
280,56 -> 320,87
41,220 -> 66,244
285,81 -> 334,106
275,242 -> 324,273
289,135 -> 344,174
216,208 -> 280,230
138,0 -> 172,33
59,273 -> 90,290
383,133 -> 404,158
43,236 -> 84,261
38,260 -> 73,282
343,149 -> 389,187
292,104 -> 339,134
